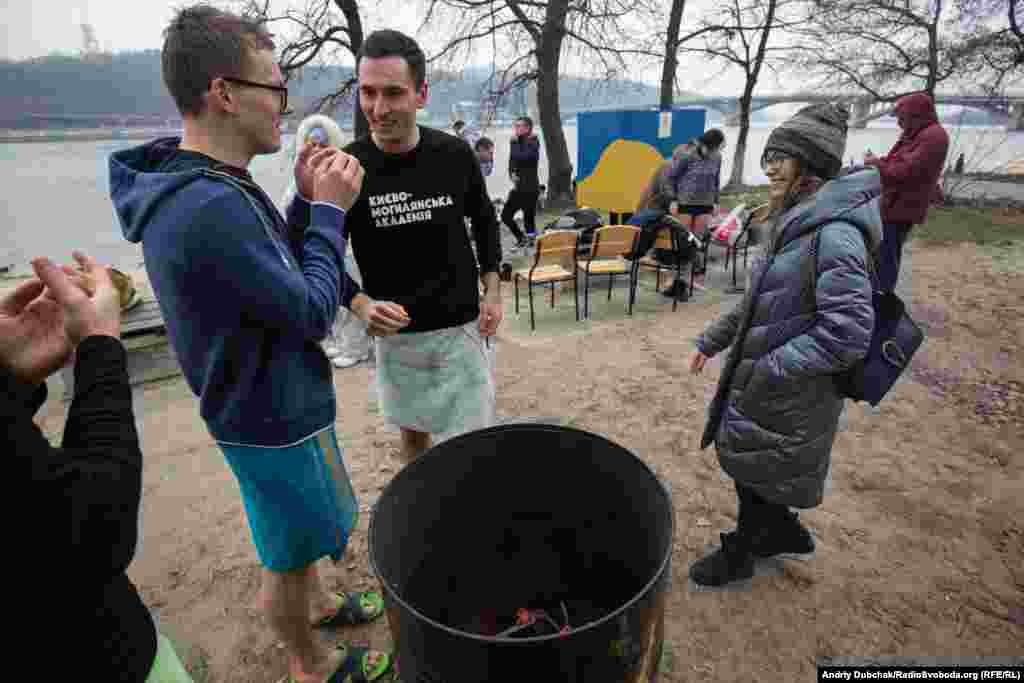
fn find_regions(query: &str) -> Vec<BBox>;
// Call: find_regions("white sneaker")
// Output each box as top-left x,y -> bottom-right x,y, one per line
332,353 -> 368,368
322,343 -> 342,358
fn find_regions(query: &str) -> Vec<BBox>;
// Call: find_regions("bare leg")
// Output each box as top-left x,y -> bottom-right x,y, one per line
399,428 -> 431,463
257,565 -> 341,683
306,561 -> 343,626
692,213 -> 709,239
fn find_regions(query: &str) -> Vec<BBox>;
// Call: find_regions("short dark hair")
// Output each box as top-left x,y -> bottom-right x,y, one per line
162,4 -> 275,117
453,120 -> 465,130
700,128 -> 725,149
475,136 -> 494,151
516,116 -> 534,130
358,30 -> 426,90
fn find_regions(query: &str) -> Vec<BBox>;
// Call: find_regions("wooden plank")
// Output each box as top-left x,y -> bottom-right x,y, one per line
61,335 -> 182,401
121,301 -> 166,336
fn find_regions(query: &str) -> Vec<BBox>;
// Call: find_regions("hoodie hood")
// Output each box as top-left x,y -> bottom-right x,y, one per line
895,93 -> 939,137
109,137 -> 218,244
776,167 -> 883,258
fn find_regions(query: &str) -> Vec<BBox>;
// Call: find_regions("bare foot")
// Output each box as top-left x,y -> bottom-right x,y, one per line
310,592 -> 342,626
288,646 -> 343,683
289,646 -> 390,683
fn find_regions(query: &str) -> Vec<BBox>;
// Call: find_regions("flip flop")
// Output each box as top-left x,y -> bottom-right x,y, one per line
315,591 -> 385,629
278,642 -> 392,683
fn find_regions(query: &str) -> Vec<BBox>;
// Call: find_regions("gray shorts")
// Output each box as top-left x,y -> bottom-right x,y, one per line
374,319 -> 496,442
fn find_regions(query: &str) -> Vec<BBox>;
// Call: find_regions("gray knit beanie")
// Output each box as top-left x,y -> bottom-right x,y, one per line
762,103 -> 849,179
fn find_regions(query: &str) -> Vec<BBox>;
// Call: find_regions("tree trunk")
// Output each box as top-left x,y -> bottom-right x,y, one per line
726,94 -> 752,189
926,16 -> 939,97
335,0 -> 368,138
537,0 -> 574,204
660,0 -> 687,109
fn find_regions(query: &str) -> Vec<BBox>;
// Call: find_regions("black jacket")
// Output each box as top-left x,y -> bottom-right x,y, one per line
9,335 -> 157,681
508,135 -> 541,192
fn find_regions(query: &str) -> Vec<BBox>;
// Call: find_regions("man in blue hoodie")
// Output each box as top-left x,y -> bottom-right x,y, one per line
109,6 -> 391,683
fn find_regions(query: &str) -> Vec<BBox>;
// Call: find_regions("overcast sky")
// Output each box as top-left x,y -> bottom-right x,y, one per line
3,0 -> 1006,101
0,0 -> 765,93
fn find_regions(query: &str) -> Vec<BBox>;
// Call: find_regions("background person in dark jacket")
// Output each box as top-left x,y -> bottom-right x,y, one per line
688,104 -> 877,588
7,252 -> 193,681
502,116 -> 542,248
864,92 -> 949,291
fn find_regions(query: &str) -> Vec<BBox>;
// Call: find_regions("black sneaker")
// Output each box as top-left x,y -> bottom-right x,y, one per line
660,281 -> 688,300
747,513 -> 816,560
688,531 -> 755,587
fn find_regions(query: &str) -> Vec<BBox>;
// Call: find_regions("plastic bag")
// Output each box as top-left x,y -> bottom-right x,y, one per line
712,204 -> 750,247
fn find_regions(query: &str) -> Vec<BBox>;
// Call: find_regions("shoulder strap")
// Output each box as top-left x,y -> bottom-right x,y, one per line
804,222 -> 880,306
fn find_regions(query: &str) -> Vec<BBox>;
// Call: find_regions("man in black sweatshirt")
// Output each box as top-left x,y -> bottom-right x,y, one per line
342,29 -> 503,462
501,116 -> 542,248
6,252 -> 193,681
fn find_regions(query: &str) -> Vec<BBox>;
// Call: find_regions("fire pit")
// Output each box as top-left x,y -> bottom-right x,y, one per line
369,424 -> 674,682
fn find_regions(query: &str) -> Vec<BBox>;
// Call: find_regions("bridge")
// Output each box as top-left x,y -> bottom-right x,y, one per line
560,93 -> 1023,130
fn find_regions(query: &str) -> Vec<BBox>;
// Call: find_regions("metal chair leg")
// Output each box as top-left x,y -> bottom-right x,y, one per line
573,275 -> 580,321
528,281 -> 536,331
584,270 -> 591,319
607,271 -> 613,301
672,262 -> 681,312
514,277 -> 520,314
550,282 -> 555,308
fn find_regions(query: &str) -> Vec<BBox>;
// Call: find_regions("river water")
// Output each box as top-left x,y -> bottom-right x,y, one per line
1,122 -> 1020,275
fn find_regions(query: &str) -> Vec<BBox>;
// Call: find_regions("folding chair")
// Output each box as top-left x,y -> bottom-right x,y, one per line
630,223 -> 690,312
513,230 -> 579,332
695,203 -> 768,292
576,225 -> 640,319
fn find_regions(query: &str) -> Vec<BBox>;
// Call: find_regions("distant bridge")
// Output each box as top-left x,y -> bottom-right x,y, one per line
561,93 -> 1023,130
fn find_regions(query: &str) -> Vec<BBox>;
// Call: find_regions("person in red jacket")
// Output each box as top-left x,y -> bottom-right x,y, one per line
864,92 -> 949,291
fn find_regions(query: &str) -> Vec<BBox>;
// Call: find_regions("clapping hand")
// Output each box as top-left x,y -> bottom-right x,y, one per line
0,252 -> 120,385
0,274 -> 73,386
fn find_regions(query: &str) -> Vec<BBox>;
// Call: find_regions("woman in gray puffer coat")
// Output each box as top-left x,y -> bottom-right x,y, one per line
688,103 -> 882,587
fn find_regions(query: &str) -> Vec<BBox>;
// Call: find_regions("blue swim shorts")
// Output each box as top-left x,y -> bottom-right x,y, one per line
218,426 -> 359,572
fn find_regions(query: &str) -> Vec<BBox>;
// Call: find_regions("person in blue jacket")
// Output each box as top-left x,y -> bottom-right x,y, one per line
108,5 -> 391,682
688,104 -> 878,588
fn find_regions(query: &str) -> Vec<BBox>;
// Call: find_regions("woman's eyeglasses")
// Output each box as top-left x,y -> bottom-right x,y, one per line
761,149 -> 795,170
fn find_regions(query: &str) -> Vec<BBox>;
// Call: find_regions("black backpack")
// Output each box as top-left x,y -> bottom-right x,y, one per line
542,208 -> 603,254
804,224 -> 924,406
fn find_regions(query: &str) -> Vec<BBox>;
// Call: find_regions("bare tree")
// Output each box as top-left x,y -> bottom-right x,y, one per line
660,1 -> 688,109
794,0 -> 975,101
657,0 -> 730,108
951,0 -> 1024,92
419,0 -> 663,204
680,0 -> 805,189
940,109 -> 1011,201
240,0 -> 369,137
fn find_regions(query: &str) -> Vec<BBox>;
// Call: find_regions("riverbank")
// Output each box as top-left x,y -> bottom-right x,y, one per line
23,202 -> 1022,682
0,128 -> 184,143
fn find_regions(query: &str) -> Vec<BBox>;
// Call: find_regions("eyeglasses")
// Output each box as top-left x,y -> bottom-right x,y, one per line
221,77 -> 292,115
761,149 -> 795,170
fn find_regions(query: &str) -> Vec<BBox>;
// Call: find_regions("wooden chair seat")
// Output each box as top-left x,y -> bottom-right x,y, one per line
513,229 -> 580,331
514,264 -> 574,283
577,225 -> 641,319
631,225 -> 691,312
576,257 -> 629,274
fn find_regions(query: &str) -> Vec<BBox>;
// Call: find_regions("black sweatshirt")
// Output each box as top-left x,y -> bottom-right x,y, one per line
342,126 -> 502,334
9,336 -> 156,682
